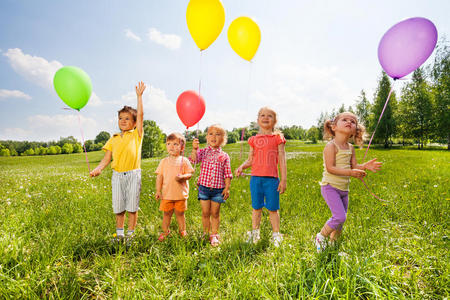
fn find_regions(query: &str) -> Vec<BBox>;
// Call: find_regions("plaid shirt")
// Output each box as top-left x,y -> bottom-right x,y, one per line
190,146 -> 232,188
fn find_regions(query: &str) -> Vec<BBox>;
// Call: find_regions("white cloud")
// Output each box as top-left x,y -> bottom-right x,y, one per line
3,48 -> 63,89
147,28 -> 181,50
0,89 -> 31,100
124,29 -> 142,42
3,48 -> 103,106
247,64 -> 357,128
0,114 -> 99,142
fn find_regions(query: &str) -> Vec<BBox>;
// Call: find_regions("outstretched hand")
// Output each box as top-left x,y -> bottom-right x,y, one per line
135,81 -> 146,97
364,158 -> 382,172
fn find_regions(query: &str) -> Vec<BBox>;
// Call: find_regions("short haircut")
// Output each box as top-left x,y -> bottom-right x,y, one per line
118,106 -> 137,122
166,132 -> 186,148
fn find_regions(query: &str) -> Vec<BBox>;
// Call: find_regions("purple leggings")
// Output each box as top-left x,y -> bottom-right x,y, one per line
321,184 -> 349,230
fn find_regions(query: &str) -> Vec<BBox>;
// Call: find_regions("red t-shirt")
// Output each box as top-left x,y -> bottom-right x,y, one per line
248,134 -> 286,178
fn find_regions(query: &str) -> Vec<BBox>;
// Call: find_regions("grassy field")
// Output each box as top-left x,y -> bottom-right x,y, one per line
0,141 -> 448,299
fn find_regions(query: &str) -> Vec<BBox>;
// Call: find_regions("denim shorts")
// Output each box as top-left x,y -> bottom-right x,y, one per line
250,176 -> 280,211
198,185 -> 225,203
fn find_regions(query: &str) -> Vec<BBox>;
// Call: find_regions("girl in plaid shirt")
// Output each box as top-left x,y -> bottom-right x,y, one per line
189,124 -> 232,246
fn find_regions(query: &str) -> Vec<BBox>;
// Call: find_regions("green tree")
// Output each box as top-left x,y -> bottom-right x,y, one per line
24,148 -> 35,156
370,71 -> 397,148
355,90 -> 371,128
62,143 -> 74,154
316,112 -> 329,140
142,120 -> 165,158
399,68 -> 433,149
307,126 -> 320,144
95,131 -> 111,145
0,148 -> 10,156
227,131 -> 239,144
57,136 -> 77,147
430,38 -> 450,149
73,143 -> 83,153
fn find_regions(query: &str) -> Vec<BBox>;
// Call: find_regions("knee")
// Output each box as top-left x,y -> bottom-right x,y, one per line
334,214 -> 346,225
202,210 -> 210,218
211,210 -> 220,219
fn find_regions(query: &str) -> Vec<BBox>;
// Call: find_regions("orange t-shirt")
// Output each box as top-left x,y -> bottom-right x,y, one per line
155,156 -> 194,201
248,134 -> 286,178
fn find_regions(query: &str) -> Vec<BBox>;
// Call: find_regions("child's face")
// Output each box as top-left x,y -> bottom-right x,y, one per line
206,128 -> 224,148
166,139 -> 183,156
118,112 -> 136,132
333,113 -> 357,136
257,109 -> 276,130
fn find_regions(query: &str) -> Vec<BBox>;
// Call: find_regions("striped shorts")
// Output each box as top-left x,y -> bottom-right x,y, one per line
111,169 -> 141,214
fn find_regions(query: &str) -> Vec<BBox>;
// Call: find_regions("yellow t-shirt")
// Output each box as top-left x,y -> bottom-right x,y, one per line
155,156 -> 194,201
320,141 -> 352,191
103,129 -> 143,172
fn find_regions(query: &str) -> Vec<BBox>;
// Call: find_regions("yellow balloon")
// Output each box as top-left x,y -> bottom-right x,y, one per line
228,17 -> 261,61
186,0 -> 225,51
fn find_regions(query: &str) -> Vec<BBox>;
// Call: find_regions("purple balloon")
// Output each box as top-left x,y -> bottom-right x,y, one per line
378,17 -> 437,79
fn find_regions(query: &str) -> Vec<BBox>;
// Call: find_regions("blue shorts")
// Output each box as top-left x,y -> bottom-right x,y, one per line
250,176 -> 280,211
198,185 -> 225,204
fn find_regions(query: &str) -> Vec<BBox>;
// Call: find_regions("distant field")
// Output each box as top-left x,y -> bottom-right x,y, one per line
0,141 -> 448,298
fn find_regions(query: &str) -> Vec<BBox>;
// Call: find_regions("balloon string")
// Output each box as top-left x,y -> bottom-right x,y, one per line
360,81 -> 396,202
77,110 -> 91,173
362,83 -> 395,162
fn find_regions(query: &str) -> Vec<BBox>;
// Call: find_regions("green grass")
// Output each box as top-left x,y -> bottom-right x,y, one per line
0,141 -> 448,299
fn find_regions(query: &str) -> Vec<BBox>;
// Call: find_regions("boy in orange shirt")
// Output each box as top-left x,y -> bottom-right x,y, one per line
155,133 -> 194,241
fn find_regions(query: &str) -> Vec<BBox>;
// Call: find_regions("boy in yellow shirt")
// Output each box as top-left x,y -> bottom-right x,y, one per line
90,81 -> 145,241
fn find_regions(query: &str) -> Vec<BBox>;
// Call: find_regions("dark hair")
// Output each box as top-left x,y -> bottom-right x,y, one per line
166,132 -> 186,148
118,106 -> 137,122
323,112 -> 365,146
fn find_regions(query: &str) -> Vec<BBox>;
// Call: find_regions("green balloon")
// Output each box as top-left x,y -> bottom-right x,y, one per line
53,66 -> 92,110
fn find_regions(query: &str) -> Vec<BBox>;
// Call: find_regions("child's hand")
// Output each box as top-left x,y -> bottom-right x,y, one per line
364,158 -> 382,172
175,174 -> 186,182
222,188 -> 230,200
350,169 -> 366,179
135,81 -> 146,97
192,138 -> 199,150
235,166 -> 243,177
155,191 -> 162,201
277,180 -> 287,194
89,167 -> 101,177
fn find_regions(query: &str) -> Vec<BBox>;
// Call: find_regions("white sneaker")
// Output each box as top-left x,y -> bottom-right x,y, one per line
246,230 -> 260,244
271,232 -> 283,247
315,233 -> 326,252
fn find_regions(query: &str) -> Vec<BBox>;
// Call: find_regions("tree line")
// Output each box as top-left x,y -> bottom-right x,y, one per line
1,40 -> 448,157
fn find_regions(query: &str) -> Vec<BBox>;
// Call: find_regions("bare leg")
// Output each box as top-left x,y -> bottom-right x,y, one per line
127,211 -> 138,231
320,223 -> 334,238
330,229 -> 342,242
252,208 -> 262,230
116,212 -> 125,229
174,210 -> 186,233
162,210 -> 173,233
210,202 -> 221,235
200,200 -> 211,234
268,210 -> 280,232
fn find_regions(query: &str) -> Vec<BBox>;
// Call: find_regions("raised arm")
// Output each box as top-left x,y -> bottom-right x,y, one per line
135,81 -> 145,137
189,138 -> 200,163
89,150 -> 112,177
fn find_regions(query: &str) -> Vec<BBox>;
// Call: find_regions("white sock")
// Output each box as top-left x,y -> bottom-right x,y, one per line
116,228 -> 124,237
252,229 -> 260,235
127,230 -> 134,236
316,233 -> 325,241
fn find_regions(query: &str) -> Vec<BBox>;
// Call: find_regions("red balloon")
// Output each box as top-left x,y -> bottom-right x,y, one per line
176,90 -> 206,129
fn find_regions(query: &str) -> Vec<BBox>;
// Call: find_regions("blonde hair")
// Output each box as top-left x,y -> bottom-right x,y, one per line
257,107 -> 283,136
166,132 -> 186,149
323,112 -> 365,146
207,124 -> 228,147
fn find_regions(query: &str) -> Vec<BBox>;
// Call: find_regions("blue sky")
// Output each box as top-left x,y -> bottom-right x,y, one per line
1,0 -> 449,142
